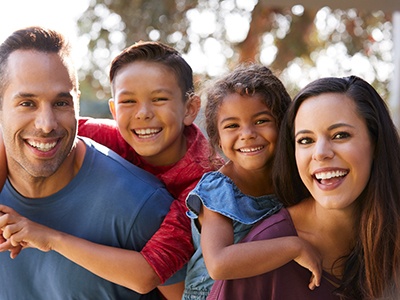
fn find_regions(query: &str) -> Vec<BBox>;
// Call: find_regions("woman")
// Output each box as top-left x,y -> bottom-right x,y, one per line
208,76 -> 400,299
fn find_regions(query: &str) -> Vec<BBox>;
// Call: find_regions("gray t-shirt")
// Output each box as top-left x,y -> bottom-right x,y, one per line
0,137 -> 174,300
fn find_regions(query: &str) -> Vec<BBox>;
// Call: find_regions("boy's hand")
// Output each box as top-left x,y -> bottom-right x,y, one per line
0,204 -> 55,258
293,238 -> 322,290
0,227 -> 23,258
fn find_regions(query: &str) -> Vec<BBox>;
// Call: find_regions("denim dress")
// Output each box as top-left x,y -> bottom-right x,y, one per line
182,171 -> 282,300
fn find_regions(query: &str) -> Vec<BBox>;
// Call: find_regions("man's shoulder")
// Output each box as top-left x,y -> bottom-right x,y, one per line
81,137 -> 166,190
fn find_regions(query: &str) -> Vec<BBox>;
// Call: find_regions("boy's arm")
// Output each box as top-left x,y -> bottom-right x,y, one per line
0,204 -> 161,293
78,117 -> 139,164
0,132 -> 6,191
141,199 -> 193,283
0,200 -> 190,298
201,206 -> 322,290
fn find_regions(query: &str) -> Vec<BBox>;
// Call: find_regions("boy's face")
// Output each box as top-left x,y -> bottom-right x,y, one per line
109,61 -> 199,166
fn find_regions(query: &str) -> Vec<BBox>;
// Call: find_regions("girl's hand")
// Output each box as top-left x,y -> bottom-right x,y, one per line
293,238 -> 322,290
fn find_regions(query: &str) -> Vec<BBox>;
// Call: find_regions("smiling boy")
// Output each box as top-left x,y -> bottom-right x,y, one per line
78,41 -> 223,298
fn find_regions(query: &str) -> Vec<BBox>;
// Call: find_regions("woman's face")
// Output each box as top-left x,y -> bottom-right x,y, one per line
294,93 -> 374,211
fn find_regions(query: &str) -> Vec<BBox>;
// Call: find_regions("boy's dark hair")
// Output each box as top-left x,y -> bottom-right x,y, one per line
109,41 -> 194,101
204,63 -> 291,158
0,26 -> 78,101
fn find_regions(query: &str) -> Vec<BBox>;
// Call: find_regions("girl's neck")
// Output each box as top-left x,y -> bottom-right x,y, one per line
220,161 -> 274,196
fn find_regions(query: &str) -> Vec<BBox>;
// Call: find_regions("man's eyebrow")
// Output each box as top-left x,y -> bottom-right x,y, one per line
13,92 -> 74,101
14,92 -> 36,99
57,92 -> 74,98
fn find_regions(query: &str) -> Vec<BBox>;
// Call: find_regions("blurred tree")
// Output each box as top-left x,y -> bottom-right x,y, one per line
77,0 -> 393,105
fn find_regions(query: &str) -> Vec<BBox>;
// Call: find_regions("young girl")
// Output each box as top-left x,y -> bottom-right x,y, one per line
209,76 -> 400,299
183,64 -> 323,299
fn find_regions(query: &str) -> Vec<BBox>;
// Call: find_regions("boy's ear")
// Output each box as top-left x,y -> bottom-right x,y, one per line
184,94 -> 201,126
108,99 -> 117,120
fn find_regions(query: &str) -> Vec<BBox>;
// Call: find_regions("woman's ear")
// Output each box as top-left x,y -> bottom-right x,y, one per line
183,94 -> 201,126
108,99 -> 117,120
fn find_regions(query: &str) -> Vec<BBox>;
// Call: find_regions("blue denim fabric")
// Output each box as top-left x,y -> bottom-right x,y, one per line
183,171 -> 282,300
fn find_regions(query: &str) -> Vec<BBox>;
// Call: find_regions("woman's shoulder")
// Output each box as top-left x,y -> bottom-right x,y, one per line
242,208 -> 296,242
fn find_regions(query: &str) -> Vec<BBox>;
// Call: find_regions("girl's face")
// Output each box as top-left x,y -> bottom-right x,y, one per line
294,93 -> 374,211
217,93 -> 278,172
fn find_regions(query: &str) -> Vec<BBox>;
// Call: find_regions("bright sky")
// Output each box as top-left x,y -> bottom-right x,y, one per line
0,0 -> 89,61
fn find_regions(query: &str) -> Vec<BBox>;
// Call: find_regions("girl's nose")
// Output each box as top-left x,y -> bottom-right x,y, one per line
240,125 -> 256,140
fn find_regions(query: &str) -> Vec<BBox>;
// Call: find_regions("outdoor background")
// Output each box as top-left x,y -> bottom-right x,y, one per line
0,0 -> 398,123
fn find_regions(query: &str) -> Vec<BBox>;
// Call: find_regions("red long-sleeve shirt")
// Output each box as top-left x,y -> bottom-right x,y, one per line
78,117 -> 222,282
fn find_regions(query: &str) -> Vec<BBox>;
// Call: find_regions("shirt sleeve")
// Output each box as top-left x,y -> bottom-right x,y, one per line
141,198 -> 193,284
78,117 -> 140,165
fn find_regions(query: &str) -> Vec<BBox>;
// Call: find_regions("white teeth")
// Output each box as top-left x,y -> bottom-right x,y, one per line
135,128 -> 161,136
315,170 -> 347,180
239,146 -> 263,153
28,141 -> 57,152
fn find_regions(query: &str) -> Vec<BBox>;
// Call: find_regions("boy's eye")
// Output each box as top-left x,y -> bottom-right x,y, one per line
153,97 -> 168,102
120,99 -> 135,104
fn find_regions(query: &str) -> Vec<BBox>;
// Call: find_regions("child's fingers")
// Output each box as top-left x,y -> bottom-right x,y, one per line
308,274 -> 318,290
308,270 -> 321,290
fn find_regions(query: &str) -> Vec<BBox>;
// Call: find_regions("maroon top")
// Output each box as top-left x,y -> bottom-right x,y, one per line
78,118 -> 223,282
208,208 -> 341,300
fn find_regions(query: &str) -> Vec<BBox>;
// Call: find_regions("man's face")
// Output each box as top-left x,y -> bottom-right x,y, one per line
0,50 -> 79,180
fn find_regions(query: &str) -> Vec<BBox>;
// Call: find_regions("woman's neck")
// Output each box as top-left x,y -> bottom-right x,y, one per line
288,198 -> 356,278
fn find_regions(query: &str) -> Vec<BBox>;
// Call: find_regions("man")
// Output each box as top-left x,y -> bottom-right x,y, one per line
0,26 -> 175,299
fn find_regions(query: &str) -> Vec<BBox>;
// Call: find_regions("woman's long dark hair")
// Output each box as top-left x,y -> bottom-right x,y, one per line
273,76 -> 400,299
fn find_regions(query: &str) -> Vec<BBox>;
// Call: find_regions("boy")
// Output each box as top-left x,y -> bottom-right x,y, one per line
78,41 -> 223,298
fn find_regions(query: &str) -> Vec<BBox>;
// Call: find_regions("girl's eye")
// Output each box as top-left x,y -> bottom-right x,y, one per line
296,137 -> 313,145
333,132 -> 350,139
224,123 -> 239,129
255,119 -> 273,125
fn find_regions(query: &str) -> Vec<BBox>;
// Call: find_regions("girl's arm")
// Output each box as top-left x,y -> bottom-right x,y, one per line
201,206 -> 322,290
0,131 -> 7,191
